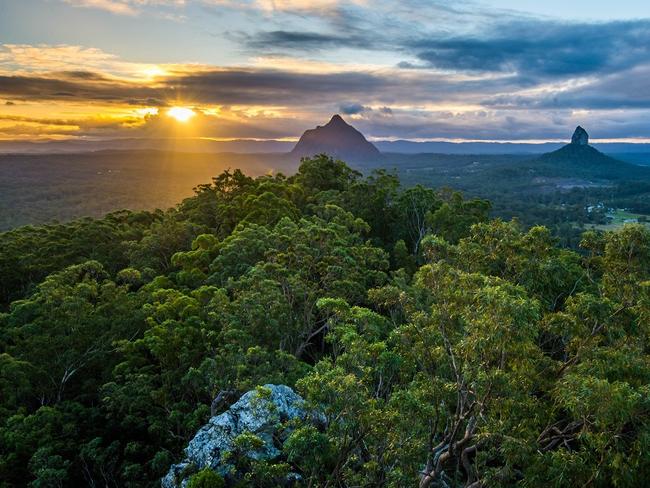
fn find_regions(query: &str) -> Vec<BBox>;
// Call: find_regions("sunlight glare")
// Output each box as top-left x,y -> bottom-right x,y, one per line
167,107 -> 195,123
141,65 -> 167,79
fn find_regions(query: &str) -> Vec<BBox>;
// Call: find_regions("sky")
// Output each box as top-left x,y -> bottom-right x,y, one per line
1,0 -> 650,143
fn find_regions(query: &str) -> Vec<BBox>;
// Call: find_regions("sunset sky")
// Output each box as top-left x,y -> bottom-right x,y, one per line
2,0 -> 650,143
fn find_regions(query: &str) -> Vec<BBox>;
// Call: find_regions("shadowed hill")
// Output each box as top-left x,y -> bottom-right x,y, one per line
530,126 -> 646,179
291,114 -> 380,161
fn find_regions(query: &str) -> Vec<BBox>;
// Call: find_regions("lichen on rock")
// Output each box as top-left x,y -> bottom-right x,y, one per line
162,384 -> 319,488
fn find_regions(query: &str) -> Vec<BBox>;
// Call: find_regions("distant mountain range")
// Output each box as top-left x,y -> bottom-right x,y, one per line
1,116 -> 650,163
2,121 -> 650,232
0,138 -> 295,155
376,140 -> 650,158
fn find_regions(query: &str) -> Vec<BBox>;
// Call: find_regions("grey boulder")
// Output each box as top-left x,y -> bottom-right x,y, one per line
162,384 -> 316,488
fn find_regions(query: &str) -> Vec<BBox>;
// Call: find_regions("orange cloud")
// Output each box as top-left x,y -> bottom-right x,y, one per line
63,0 -> 138,15
62,0 -> 187,16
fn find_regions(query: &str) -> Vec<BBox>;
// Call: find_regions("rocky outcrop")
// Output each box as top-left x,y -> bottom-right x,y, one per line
162,385 -> 318,488
533,125 -> 630,171
291,114 -> 380,161
571,126 -> 589,145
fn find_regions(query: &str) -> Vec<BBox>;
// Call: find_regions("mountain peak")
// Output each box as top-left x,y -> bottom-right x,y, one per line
291,114 -> 380,161
571,126 -> 589,146
536,125 -> 626,169
328,114 -> 346,126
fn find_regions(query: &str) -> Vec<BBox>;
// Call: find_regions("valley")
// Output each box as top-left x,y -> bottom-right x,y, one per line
0,150 -> 297,230
4,122 -> 649,249
8,113 -> 644,261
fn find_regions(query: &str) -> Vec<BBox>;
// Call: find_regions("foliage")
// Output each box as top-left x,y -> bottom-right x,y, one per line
1,155 -> 649,487
186,468 -> 226,488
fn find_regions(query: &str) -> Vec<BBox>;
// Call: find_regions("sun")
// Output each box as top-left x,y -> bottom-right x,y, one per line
167,106 -> 195,123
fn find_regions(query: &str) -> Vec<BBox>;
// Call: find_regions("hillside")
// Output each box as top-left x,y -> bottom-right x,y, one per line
529,126 -> 645,179
358,128 -> 650,246
1,155 -> 649,488
366,128 -> 650,203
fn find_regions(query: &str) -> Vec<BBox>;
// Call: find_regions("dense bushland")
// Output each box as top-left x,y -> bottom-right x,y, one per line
1,155 -> 649,487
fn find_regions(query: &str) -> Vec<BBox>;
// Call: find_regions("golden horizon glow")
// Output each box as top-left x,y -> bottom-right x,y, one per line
167,107 -> 195,123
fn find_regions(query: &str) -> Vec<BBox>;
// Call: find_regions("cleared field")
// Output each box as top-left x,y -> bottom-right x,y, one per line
588,209 -> 650,230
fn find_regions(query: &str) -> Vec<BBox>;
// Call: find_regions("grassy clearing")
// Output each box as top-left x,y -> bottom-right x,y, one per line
587,209 -> 650,231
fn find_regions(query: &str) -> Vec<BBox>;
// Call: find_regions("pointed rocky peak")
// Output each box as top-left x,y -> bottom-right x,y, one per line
290,114 -> 380,161
327,114 -> 347,127
571,126 -> 589,146
536,125 -> 626,169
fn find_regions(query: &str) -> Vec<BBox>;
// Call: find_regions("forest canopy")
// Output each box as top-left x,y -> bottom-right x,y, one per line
1,155 -> 649,487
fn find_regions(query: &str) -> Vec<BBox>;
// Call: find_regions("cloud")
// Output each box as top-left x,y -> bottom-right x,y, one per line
140,68 -> 398,105
0,64 -> 516,109
62,0 -> 186,16
339,102 -> 370,114
480,63 -> 650,111
62,0 -> 366,17
240,6 -> 650,85
0,74 -> 159,104
0,44 -> 171,81
63,0 -> 139,15
243,31 -> 367,51
228,8 -> 650,140
1,44 -> 119,73
254,0 -> 366,12
5,57 -> 650,141
0,106 -> 310,141
0,115 -> 82,126
207,0 -> 367,14
7,0 -> 650,146
410,19 -> 650,78
237,0 -> 524,59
